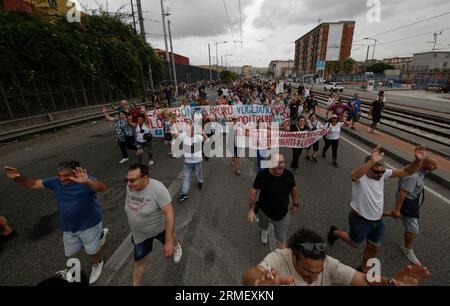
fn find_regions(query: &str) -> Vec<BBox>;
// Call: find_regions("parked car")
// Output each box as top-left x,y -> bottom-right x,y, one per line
424,84 -> 443,92
441,84 -> 450,93
324,82 -> 344,92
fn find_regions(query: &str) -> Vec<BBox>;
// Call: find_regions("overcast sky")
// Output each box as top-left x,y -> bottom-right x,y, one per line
78,0 -> 450,67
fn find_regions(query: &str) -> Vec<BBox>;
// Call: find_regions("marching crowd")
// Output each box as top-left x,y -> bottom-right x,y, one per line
1,77 -> 436,286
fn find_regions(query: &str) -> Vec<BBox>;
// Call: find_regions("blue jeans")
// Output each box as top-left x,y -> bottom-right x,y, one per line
182,162 -> 204,194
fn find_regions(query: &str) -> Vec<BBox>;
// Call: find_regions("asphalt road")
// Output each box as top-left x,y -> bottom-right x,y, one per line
1,103 -> 449,286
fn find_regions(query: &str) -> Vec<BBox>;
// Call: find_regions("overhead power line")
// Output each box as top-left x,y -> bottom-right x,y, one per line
222,0 -> 236,44
374,27 -> 450,47
355,11 -> 450,42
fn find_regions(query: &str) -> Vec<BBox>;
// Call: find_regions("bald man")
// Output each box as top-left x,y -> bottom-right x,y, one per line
248,153 -> 299,249
388,157 -> 438,265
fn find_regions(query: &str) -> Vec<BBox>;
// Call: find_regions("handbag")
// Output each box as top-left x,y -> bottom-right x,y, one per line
400,190 -> 424,219
143,133 -> 153,141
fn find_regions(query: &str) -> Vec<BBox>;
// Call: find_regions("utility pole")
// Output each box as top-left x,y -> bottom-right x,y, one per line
160,0 -> 172,84
208,44 -> 212,81
135,0 -> 154,98
130,0 -> 137,33
363,45 -> 370,81
167,20 -> 178,95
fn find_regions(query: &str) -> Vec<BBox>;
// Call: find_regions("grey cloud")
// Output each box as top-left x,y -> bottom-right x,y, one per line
253,0 -> 369,29
79,0 -> 255,38
253,0 -> 450,30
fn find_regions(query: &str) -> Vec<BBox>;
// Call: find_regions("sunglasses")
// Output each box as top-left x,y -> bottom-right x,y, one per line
370,169 -> 386,175
124,176 -> 143,183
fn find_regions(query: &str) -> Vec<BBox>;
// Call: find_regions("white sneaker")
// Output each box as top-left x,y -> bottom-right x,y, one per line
261,230 -> 269,245
89,260 -> 104,284
372,129 -> 379,134
119,158 -> 129,164
400,244 -> 421,265
55,269 -> 74,283
100,228 -> 109,248
148,160 -> 154,166
367,127 -> 372,133
174,240 -> 183,264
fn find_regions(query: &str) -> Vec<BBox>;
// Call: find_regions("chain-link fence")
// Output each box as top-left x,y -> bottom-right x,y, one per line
0,72 -> 137,121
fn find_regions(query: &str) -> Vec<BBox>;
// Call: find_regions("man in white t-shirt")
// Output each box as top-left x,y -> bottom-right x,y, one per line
243,228 -> 430,286
327,146 -> 427,273
178,123 -> 208,202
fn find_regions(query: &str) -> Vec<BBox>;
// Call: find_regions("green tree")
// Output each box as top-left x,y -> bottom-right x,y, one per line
0,11 -> 165,97
220,70 -> 238,83
342,58 -> 356,74
369,63 -> 395,74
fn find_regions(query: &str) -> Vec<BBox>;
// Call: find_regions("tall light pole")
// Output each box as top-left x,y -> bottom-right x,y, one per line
215,41 -> 228,76
167,20 -> 178,95
224,54 -> 233,71
426,31 -> 444,86
364,37 -> 378,72
208,44 -> 212,81
160,0 -> 172,84
135,0 -> 154,94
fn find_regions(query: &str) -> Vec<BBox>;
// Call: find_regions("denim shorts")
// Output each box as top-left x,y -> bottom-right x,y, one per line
348,212 -> 384,247
258,209 -> 290,244
401,215 -> 419,234
63,222 -> 103,257
133,231 -> 166,261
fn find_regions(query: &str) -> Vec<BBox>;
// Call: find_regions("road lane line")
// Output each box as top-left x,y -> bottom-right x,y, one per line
340,136 -> 450,205
99,170 -> 184,286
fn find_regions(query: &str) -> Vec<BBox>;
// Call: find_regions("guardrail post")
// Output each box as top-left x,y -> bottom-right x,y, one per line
32,79 -> 45,113
46,81 -> 57,112
0,81 -> 14,120
79,78 -> 89,106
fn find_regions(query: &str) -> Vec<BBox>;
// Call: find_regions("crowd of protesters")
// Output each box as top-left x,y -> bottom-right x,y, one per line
2,76 -> 436,287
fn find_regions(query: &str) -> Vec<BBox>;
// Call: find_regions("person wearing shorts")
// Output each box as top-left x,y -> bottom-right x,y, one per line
327,146 -> 427,273
248,153 -> 299,249
388,157 -> 437,265
124,164 -> 182,286
4,161 -> 108,284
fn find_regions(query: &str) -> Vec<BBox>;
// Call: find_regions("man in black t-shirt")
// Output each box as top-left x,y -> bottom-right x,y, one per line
248,153 -> 299,249
306,94 -> 318,114
368,96 -> 385,134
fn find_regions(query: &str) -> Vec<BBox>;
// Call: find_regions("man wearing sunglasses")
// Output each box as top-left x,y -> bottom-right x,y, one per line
243,228 -> 430,286
124,164 -> 182,286
327,145 -> 427,273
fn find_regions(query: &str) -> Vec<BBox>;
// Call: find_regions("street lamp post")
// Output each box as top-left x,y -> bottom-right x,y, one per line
363,37 -> 378,73
160,0 -> 172,84
215,41 -> 228,77
224,54 -> 233,71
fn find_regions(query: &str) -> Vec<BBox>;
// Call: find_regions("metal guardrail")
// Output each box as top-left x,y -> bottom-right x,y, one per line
0,88 -> 217,143
0,99 -> 148,143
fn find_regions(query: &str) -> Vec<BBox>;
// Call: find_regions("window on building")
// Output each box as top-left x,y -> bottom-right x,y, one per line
433,53 -> 438,58
444,62 -> 448,68
446,53 -> 450,58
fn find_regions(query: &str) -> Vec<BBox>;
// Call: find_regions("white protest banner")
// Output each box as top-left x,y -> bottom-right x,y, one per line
147,105 -> 291,137
248,128 -> 328,149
